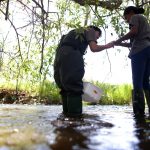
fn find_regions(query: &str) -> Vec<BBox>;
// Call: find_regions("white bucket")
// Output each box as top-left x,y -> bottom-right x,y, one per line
82,82 -> 103,103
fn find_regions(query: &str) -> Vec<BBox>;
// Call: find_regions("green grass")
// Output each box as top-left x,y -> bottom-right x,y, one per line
93,81 -> 132,105
0,80 -> 132,105
39,81 -> 60,104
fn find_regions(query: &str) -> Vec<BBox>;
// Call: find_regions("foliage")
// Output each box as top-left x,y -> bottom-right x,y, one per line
0,0 -> 149,95
0,80 -> 132,105
94,81 -> 132,105
39,80 -> 60,104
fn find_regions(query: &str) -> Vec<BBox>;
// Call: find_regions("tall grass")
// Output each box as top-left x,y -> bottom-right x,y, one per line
94,81 -> 132,105
0,80 -> 132,105
39,81 -> 60,104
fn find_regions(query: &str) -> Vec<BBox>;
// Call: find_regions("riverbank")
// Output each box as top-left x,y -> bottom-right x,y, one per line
0,81 -> 132,105
0,89 -> 60,105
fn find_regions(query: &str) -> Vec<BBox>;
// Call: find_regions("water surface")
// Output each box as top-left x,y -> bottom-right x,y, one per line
0,104 -> 150,150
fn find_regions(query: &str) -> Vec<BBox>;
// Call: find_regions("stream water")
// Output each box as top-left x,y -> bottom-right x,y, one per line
0,104 -> 150,150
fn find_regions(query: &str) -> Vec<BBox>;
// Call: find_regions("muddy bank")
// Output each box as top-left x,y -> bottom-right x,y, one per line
0,89 -> 57,105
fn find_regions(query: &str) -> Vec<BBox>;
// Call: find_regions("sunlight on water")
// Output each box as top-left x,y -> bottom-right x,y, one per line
0,104 -> 150,150
0,126 -> 47,149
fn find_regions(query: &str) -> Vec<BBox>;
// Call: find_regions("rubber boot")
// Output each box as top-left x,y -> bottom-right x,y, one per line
132,89 -> 145,117
144,90 -> 150,114
61,93 -> 68,115
66,94 -> 82,118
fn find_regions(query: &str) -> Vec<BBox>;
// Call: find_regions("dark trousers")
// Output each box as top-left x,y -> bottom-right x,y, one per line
54,46 -> 84,116
131,46 -> 150,91
131,46 -> 150,116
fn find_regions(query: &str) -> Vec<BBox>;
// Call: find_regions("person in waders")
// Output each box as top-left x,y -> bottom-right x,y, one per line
114,6 -> 150,118
54,26 -> 114,118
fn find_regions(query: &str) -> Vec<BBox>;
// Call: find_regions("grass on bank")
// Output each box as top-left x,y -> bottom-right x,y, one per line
0,80 -> 132,105
94,81 -> 132,105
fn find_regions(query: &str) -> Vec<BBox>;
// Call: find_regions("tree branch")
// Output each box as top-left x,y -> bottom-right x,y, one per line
5,0 -> 9,20
72,0 -> 123,11
17,0 -> 40,19
39,0 -> 46,74
0,9 -> 23,61
32,0 -> 47,14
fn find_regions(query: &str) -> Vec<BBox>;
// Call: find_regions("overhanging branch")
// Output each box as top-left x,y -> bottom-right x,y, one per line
72,0 -> 123,11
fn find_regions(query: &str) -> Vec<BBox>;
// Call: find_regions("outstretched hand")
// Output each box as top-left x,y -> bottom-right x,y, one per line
105,41 -> 115,49
113,39 -> 122,46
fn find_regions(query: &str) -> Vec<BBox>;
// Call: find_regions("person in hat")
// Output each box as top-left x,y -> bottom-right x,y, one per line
54,26 -> 114,117
114,6 -> 150,117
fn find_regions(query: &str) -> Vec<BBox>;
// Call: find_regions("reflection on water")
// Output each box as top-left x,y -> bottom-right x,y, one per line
50,127 -> 88,150
51,113 -> 113,150
0,104 -> 150,150
134,117 -> 150,150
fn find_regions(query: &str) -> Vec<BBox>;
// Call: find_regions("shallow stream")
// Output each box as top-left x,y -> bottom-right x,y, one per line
0,104 -> 150,150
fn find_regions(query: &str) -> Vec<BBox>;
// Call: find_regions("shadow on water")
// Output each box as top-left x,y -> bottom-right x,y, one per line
134,117 -> 150,150
50,114 -> 113,150
50,127 -> 88,150
0,105 -> 150,150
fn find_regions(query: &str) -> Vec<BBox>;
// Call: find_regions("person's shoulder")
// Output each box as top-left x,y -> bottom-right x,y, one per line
131,14 -> 147,22
134,14 -> 146,19
67,29 -> 76,35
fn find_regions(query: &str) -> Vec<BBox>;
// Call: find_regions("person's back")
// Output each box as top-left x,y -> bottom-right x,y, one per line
62,29 -> 88,55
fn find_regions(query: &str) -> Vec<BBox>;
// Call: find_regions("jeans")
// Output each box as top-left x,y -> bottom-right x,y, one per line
131,46 -> 150,90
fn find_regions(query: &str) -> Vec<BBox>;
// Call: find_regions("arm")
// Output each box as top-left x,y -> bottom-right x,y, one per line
115,42 -> 131,47
89,41 -> 114,52
115,25 -> 138,44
